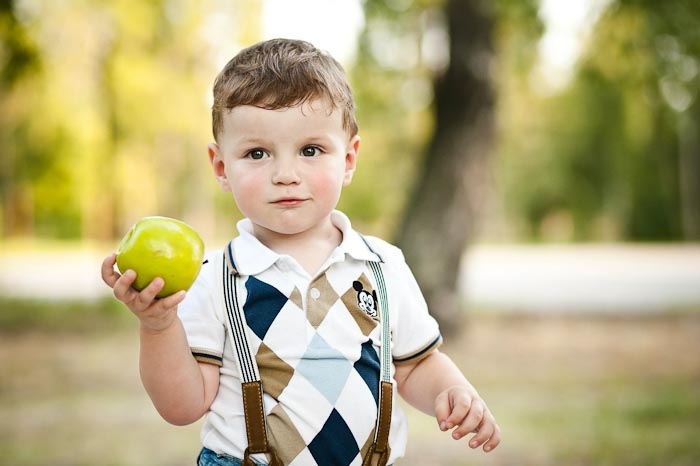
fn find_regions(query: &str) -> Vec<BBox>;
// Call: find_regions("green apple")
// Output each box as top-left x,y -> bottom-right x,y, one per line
116,216 -> 205,298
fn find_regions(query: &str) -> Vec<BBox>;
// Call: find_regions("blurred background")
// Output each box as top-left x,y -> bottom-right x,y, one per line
1,0 -> 699,465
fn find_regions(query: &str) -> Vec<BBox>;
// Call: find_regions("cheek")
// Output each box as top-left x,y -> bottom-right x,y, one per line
229,172 -> 264,210
312,178 -> 344,207
309,168 -> 346,197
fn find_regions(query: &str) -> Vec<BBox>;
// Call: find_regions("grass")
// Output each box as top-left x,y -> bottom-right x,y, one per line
1,299 -> 699,466
0,296 -> 131,334
402,312 -> 700,466
591,384 -> 700,466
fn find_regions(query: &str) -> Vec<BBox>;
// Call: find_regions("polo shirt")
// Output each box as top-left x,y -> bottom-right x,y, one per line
178,211 -> 442,466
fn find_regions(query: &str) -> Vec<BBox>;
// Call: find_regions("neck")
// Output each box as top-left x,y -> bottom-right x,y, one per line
254,223 -> 343,276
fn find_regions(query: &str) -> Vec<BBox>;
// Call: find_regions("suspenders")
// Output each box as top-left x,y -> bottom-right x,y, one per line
363,261 -> 393,466
222,246 -> 392,466
222,246 -> 282,466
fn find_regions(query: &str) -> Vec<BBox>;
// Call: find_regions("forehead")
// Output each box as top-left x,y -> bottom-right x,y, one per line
220,99 -> 345,137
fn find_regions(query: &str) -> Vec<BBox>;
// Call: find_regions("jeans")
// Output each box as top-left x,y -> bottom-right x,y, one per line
197,447 -> 393,466
197,447 -> 266,466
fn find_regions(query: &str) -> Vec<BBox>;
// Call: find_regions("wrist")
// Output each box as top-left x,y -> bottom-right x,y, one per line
139,315 -> 179,336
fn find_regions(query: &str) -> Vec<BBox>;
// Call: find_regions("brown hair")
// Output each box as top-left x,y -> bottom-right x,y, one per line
211,38 -> 358,141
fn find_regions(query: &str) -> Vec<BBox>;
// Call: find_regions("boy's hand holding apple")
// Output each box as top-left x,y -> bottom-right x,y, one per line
101,216 -> 204,332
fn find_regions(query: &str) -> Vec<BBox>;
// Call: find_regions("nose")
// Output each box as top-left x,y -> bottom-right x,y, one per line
271,156 -> 301,185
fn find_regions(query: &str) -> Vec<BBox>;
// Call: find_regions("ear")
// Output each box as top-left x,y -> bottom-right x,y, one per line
208,142 -> 231,192
343,135 -> 360,186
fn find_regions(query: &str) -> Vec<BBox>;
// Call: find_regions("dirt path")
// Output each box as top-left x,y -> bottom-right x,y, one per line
3,243 -> 700,312
461,244 -> 700,313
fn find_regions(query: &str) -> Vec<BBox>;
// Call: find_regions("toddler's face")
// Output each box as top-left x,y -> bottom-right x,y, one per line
209,99 -> 359,242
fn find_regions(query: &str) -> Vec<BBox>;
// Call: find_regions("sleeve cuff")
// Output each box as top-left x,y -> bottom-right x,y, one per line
192,348 -> 223,367
393,334 -> 443,366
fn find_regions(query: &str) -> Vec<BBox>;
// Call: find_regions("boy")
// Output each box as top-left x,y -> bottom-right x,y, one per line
101,38 -> 500,466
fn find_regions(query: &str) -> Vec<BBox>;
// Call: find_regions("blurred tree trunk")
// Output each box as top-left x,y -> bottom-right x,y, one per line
396,0 -> 495,336
679,102 -> 700,240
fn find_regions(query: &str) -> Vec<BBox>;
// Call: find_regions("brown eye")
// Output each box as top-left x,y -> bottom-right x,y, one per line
301,146 -> 319,157
248,149 -> 266,160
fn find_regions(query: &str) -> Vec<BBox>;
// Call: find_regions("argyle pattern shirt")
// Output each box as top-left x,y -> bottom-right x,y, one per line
179,212 -> 442,466
227,248 -> 386,466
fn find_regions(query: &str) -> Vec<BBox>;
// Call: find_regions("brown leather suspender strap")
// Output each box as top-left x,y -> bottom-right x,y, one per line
241,381 -> 269,454
240,381 -> 282,466
362,381 -> 393,466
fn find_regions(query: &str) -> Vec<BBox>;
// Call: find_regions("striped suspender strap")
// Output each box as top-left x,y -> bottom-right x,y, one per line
222,243 -> 282,466
363,260 -> 392,466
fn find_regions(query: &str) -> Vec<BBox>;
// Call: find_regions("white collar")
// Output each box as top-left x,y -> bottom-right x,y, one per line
227,210 -> 382,276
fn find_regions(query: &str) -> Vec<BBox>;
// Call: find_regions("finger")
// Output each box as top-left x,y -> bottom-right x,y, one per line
451,402 -> 484,440
112,269 -> 139,303
434,391 -> 453,431
131,277 -> 165,310
101,253 -> 120,287
482,423 -> 502,452
465,409 -> 500,451
153,289 -> 187,311
443,393 -> 473,433
466,412 -> 495,448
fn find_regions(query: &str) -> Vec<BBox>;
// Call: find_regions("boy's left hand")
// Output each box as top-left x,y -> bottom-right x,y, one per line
435,386 -> 501,452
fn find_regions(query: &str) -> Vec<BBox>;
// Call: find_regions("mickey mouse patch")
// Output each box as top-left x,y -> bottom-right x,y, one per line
353,281 -> 378,318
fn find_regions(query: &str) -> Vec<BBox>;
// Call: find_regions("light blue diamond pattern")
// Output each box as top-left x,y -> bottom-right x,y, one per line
295,333 -> 353,405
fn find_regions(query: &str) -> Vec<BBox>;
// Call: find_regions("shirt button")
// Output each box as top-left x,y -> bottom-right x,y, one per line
310,288 -> 321,300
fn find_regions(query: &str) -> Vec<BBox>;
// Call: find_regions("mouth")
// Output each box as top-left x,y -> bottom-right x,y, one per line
271,197 -> 307,207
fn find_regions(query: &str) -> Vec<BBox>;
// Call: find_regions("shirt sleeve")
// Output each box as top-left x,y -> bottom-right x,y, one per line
178,250 -> 227,367
368,238 -> 443,365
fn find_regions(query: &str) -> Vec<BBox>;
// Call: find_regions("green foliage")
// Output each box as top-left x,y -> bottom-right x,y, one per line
0,0 -> 41,85
497,0 -> 699,241
0,0 -> 236,241
1,0 -> 697,242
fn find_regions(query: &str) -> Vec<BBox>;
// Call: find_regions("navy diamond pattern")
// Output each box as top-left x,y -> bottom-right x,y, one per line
354,339 -> 380,405
308,408 -> 360,466
243,276 -> 288,340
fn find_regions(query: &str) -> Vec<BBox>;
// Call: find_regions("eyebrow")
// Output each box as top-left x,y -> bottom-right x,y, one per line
230,134 -> 269,147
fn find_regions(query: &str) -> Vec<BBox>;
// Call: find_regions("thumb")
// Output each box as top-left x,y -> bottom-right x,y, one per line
434,390 -> 453,430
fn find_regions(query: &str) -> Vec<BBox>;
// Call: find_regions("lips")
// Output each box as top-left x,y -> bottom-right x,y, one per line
272,197 -> 307,207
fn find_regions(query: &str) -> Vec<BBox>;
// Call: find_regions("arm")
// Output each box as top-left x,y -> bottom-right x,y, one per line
394,349 -> 501,452
101,254 -> 219,425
